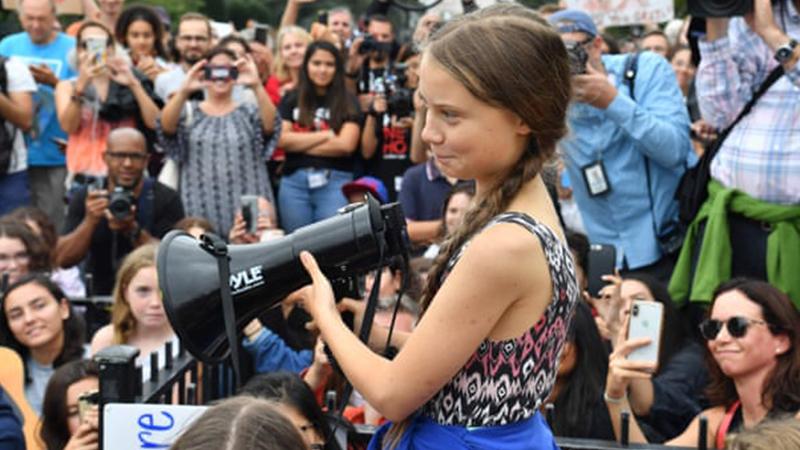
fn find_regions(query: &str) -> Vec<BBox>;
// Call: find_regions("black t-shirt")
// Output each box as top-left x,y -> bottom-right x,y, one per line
278,90 -> 361,175
364,114 -> 413,202
63,179 -> 185,294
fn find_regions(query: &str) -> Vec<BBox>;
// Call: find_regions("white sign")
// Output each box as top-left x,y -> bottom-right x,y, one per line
103,403 -> 207,449
564,0 -> 674,28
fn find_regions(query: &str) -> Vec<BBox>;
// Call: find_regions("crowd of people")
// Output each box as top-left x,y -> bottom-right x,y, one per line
0,0 -> 798,448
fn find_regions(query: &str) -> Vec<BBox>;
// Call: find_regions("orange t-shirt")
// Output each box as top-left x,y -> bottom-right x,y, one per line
65,104 -> 136,176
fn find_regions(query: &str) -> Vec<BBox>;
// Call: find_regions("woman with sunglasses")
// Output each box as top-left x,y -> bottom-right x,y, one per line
604,278 -> 800,448
158,46 -> 279,236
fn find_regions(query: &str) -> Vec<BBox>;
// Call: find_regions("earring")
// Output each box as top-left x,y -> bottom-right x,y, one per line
776,348 -> 783,354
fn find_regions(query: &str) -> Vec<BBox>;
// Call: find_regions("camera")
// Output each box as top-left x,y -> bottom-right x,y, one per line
108,186 -> 135,220
565,41 -> 588,75
688,0 -> 752,17
204,65 -> 239,81
374,70 -> 414,119
358,35 -> 393,55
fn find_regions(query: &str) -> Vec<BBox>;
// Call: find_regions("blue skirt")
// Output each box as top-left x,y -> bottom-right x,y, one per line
367,412 -> 559,450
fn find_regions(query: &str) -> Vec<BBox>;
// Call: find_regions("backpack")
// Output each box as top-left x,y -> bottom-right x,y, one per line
0,55 -> 18,177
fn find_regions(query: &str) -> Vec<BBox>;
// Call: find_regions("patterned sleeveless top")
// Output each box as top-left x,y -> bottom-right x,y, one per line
421,212 -> 579,427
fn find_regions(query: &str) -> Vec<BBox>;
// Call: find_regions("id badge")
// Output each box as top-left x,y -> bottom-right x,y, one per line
581,160 -> 611,197
308,170 -> 330,189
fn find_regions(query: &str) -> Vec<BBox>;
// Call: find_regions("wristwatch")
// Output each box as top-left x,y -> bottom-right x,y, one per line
774,39 -> 798,64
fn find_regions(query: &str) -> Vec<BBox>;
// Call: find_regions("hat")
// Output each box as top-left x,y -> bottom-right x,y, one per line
549,9 -> 598,38
342,176 -> 389,203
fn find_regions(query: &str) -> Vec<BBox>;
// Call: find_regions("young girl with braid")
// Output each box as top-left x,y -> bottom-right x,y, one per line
292,4 -> 578,448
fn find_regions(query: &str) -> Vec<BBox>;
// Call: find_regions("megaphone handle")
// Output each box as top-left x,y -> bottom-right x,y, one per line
202,233 -> 242,389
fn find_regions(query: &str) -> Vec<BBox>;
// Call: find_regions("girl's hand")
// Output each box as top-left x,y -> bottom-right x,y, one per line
290,251 -> 338,323
76,52 -> 105,87
180,59 -> 207,95
107,56 -> 138,87
235,54 -> 261,88
605,312 -> 657,400
136,55 -> 163,81
64,420 -> 99,450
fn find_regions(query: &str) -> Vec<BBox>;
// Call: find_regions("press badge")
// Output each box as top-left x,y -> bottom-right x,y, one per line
582,160 -> 611,196
308,170 -> 330,189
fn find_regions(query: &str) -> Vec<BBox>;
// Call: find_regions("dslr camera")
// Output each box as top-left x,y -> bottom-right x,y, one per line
204,65 -> 239,81
374,70 -> 414,119
358,35 -> 393,55
565,41 -> 589,75
108,186 -> 135,220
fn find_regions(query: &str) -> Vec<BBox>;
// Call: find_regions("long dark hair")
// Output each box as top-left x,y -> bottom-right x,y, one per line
40,359 -> 99,450
240,371 -> 342,450
115,5 -> 169,60
550,301 -> 611,438
624,273 -> 689,371
0,274 -> 86,382
296,40 -> 354,133
705,278 -> 800,411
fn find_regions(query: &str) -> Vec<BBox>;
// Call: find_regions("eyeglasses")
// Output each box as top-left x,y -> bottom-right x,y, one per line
699,316 -> 773,341
105,151 -> 147,162
0,252 -> 30,265
178,35 -> 209,43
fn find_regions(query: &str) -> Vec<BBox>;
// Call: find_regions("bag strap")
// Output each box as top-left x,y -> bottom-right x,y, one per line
705,65 -> 785,163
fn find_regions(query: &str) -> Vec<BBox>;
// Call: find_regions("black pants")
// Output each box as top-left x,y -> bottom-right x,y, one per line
621,252 -> 678,286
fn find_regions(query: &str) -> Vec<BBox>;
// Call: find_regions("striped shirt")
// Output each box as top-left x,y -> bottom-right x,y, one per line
696,3 -> 800,205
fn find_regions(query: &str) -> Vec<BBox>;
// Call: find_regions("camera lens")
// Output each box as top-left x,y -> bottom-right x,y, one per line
632,305 -> 639,316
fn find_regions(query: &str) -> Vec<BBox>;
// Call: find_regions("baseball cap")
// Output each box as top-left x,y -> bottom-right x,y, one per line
342,176 -> 389,203
549,9 -> 598,38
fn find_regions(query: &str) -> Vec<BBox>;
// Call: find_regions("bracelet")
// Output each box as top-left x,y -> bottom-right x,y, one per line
604,391 -> 627,404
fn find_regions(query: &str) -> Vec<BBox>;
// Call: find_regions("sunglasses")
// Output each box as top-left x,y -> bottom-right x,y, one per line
699,316 -> 772,341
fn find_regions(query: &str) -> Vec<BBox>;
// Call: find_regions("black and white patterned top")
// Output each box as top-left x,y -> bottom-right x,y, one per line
157,101 -> 280,235
421,212 -> 579,427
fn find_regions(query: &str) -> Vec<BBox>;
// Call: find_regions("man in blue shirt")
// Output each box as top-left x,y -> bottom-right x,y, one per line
0,0 -> 77,228
550,10 -> 693,282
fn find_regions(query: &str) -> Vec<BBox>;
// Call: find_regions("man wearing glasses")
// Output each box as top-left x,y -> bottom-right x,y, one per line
154,12 -> 212,101
55,127 -> 184,294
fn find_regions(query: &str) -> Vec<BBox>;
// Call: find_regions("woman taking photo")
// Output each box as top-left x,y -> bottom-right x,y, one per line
158,46 -> 279,236
277,40 -> 361,233
55,21 -> 160,191
605,278 -> 800,448
40,359 -> 100,450
90,244 -> 173,368
291,5 -> 577,448
0,274 -> 85,415
115,5 -> 171,81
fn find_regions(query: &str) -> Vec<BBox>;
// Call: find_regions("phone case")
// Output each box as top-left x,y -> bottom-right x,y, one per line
240,195 -> 259,234
587,244 -> 616,297
626,300 -> 664,366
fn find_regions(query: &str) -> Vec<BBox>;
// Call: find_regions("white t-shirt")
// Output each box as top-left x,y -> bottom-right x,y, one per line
3,58 -> 37,174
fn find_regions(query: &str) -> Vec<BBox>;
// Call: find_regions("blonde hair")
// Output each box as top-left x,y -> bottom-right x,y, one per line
726,418 -> 800,450
110,243 -> 158,345
272,25 -> 311,83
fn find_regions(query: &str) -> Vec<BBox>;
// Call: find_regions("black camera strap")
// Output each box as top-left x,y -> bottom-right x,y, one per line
199,233 -> 242,388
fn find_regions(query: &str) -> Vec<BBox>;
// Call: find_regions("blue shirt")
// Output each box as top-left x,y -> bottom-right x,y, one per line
0,32 -> 76,167
560,52 -> 693,269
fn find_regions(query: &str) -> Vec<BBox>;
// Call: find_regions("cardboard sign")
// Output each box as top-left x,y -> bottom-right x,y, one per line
564,0 -> 674,27
103,403 -> 207,448
2,0 -> 84,15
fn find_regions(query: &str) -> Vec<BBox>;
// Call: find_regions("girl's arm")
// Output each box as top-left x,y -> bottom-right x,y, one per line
278,121 -> 332,152
295,223 -> 550,422
304,122 -> 361,157
55,80 -> 83,134
159,89 -> 188,136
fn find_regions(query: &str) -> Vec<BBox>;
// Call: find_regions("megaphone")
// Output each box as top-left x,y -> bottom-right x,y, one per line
157,195 -> 409,364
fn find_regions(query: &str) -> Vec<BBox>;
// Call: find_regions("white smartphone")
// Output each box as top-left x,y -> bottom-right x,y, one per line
626,300 -> 663,368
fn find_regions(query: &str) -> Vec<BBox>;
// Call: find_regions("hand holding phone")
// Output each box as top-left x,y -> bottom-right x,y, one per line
587,243 -> 616,298
77,389 -> 99,424
240,195 -> 259,234
625,300 -> 663,368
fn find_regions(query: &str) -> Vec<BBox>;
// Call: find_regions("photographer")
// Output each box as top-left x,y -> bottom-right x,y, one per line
54,128 -> 184,295
550,10 -> 692,282
360,48 -> 418,202
670,0 -> 800,305
347,14 -> 396,111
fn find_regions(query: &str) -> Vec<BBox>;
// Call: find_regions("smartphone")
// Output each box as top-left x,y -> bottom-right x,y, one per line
626,300 -> 663,367
587,243 -> 616,297
254,25 -> 269,45
84,36 -> 107,64
317,10 -> 329,25
240,195 -> 259,234
78,389 -> 99,423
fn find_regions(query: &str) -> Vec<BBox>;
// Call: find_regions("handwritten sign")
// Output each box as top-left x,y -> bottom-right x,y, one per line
103,403 -> 207,448
564,0 -> 674,27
